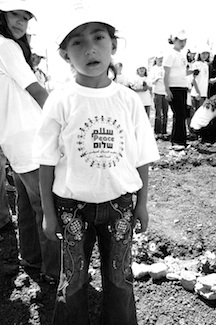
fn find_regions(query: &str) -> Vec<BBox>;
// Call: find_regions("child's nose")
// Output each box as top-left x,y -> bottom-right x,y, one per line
85,41 -> 96,55
85,48 -> 96,55
17,18 -> 25,25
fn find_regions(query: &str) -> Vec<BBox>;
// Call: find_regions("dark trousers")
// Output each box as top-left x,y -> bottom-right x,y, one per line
52,193 -> 138,325
192,96 -> 206,111
14,170 -> 60,279
169,87 -> 187,146
154,94 -> 169,134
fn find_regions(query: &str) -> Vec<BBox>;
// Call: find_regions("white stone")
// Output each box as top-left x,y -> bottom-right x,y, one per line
132,262 -> 151,279
180,271 -> 197,291
195,274 -> 216,300
197,273 -> 216,289
149,262 -> 167,280
166,272 -> 181,281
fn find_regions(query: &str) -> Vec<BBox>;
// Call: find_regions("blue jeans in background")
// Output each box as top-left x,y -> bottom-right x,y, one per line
52,193 -> 138,325
14,169 -> 60,279
0,147 -> 11,228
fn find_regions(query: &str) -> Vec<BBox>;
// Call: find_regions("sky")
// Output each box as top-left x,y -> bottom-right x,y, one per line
29,0 -> 216,85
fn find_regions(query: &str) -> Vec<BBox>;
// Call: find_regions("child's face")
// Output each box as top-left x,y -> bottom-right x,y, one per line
5,10 -> 31,39
174,38 -> 187,51
63,22 -> 116,86
137,67 -> 146,77
156,57 -> 163,66
200,52 -> 209,62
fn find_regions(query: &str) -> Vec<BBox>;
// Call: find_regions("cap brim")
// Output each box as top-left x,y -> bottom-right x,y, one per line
0,1 -> 37,19
56,11 -> 116,45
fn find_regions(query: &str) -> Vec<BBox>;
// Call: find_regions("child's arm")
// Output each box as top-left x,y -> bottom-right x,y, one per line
39,165 -> 61,241
192,75 -> 201,100
163,66 -> 173,101
134,164 -> 149,233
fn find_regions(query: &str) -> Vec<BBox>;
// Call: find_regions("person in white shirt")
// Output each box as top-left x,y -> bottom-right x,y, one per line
191,47 -> 210,110
130,65 -> 152,117
163,29 -> 192,151
34,4 -> 160,324
114,62 -> 130,86
150,53 -> 169,138
190,95 -> 216,143
0,0 -> 60,282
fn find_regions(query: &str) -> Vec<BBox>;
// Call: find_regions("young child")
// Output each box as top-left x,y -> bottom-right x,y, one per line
150,53 -> 169,138
130,66 -> 152,117
0,0 -> 60,282
163,29 -> 190,150
191,47 -> 210,110
114,62 -> 130,86
34,5 -> 159,324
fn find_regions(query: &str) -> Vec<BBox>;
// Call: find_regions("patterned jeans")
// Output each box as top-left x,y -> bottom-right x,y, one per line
52,193 -> 138,325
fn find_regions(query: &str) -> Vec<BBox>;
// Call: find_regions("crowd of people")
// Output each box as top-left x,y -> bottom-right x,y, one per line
0,0 -> 215,324
114,31 -> 216,149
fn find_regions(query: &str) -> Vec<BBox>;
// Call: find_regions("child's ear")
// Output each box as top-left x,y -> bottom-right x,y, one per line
59,49 -> 71,63
111,39 -> 117,54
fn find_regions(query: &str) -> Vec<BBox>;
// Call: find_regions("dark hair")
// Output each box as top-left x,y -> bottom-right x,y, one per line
168,35 -> 174,45
186,50 -> 196,63
197,52 -> 210,63
137,67 -> 147,76
108,61 -> 117,80
0,11 -> 33,68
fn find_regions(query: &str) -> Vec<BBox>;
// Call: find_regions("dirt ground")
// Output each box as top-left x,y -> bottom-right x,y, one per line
1,108 -> 216,325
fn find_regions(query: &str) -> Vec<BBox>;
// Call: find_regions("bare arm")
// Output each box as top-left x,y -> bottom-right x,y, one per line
134,164 -> 149,233
39,165 -> 60,241
192,76 -> 201,100
163,66 -> 173,101
26,82 -> 48,108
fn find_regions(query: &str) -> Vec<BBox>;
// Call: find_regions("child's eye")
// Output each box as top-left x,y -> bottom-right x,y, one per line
96,35 -> 105,41
72,40 -> 82,46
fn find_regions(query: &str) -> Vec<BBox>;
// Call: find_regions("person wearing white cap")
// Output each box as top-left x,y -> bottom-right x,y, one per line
34,2 -> 160,324
191,46 -> 210,110
130,65 -> 152,118
163,29 -> 190,151
150,53 -> 169,138
0,0 -> 60,282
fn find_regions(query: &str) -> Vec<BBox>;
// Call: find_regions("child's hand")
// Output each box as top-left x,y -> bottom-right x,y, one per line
193,69 -> 200,76
165,89 -> 173,102
134,203 -> 149,233
195,94 -> 201,101
42,214 -> 61,241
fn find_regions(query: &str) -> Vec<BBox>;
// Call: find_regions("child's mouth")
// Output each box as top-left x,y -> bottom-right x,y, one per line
87,61 -> 100,66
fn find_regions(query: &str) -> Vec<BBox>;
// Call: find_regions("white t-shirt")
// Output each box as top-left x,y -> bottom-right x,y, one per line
131,75 -> 152,106
115,73 -> 130,87
191,61 -> 209,97
190,101 -> 216,130
34,81 -> 160,203
163,49 -> 187,87
0,36 -> 41,173
149,65 -> 166,95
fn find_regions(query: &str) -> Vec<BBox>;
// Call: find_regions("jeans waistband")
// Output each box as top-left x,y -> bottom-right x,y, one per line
53,193 -> 133,208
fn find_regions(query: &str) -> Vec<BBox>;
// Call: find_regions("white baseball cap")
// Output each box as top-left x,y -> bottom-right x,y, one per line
155,51 -> 163,58
56,2 -> 117,46
0,0 -> 37,19
173,29 -> 187,41
199,45 -> 210,53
